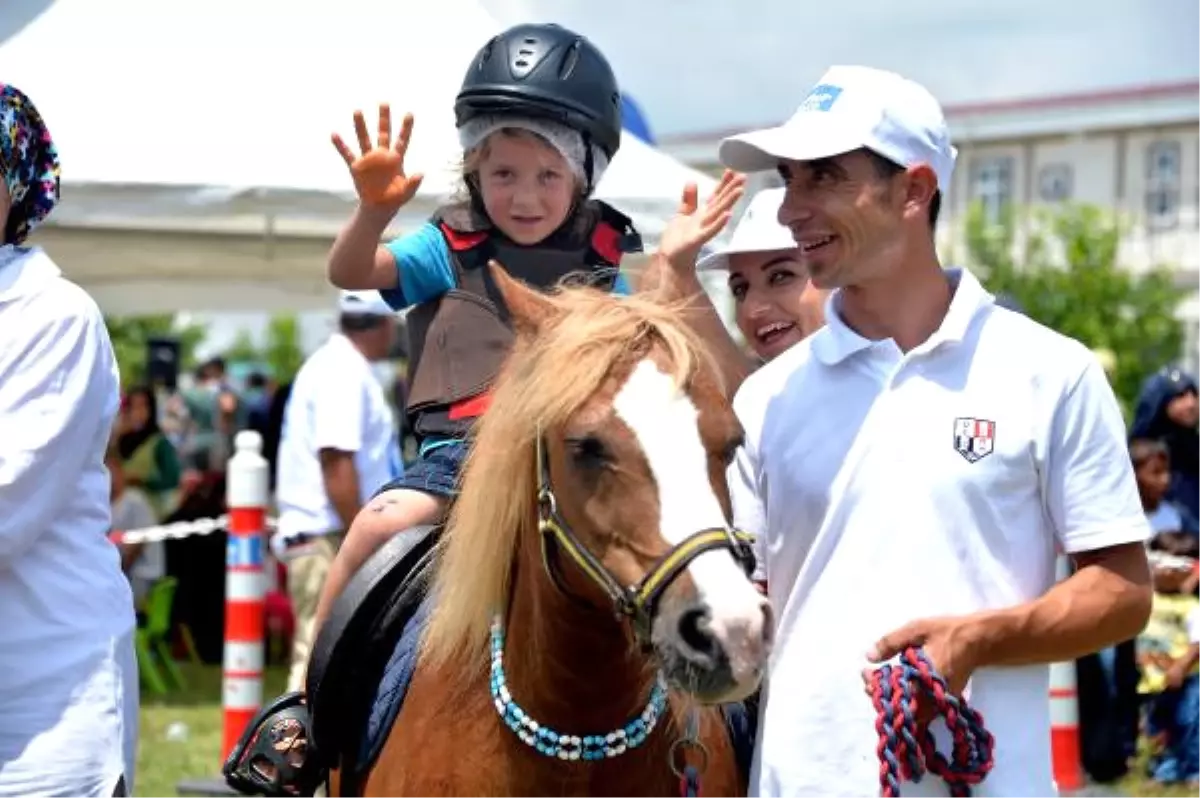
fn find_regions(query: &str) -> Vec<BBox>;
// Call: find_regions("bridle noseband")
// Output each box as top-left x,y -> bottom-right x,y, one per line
534,436 -> 756,645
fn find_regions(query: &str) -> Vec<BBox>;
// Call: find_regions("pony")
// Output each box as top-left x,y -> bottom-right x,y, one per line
354,263 -> 773,796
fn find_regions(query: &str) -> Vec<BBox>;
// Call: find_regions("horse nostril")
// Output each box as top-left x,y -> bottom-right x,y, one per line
677,607 -> 717,657
760,602 -> 775,648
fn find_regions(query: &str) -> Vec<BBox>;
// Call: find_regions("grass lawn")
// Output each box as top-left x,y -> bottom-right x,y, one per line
135,664 -> 285,797
135,664 -> 1193,797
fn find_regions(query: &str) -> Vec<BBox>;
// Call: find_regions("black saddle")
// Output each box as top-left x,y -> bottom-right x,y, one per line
307,523 -> 440,793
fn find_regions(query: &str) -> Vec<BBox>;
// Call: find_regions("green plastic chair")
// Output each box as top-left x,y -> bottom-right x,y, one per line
135,576 -> 187,695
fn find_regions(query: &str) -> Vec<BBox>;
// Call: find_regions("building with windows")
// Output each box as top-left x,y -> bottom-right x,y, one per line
661,81 -> 1200,366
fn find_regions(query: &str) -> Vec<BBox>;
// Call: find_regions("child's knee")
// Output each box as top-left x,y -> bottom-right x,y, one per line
352,489 -> 444,546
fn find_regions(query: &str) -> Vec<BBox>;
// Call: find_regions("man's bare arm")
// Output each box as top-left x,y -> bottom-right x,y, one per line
319,448 -> 361,531
971,542 -> 1152,667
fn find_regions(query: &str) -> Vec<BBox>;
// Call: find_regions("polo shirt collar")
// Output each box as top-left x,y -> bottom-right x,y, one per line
812,267 -> 993,366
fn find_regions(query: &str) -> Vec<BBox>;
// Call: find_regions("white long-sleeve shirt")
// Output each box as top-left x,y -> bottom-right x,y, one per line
0,246 -> 138,796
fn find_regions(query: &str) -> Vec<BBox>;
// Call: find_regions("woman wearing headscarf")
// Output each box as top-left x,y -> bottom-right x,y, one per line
118,384 -> 182,519
1133,366 -> 1200,523
0,83 -> 138,797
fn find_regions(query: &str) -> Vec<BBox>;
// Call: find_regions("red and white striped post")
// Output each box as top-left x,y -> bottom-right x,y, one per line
221,430 -> 270,763
1049,555 -> 1084,794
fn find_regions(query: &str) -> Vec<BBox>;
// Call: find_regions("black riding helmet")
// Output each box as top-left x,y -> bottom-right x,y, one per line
455,23 -> 623,165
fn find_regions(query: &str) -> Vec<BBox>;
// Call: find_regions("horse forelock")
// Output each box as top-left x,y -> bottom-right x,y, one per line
419,282 -> 726,678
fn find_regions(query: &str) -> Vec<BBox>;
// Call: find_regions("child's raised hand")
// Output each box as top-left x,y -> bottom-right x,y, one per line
658,170 -> 746,276
332,104 -> 424,211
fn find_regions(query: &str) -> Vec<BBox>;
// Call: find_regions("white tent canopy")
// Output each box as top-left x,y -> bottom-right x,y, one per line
2,0 -> 716,313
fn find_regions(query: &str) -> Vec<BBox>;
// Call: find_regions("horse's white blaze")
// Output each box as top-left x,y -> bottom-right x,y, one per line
612,359 -> 768,679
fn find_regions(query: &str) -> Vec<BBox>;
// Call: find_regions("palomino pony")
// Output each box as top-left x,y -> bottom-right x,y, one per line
357,263 -> 772,796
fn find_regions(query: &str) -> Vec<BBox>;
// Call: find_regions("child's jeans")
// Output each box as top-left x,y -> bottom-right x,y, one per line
1147,672 -> 1199,783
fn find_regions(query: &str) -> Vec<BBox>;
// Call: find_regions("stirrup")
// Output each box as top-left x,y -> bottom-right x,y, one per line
222,692 -> 326,797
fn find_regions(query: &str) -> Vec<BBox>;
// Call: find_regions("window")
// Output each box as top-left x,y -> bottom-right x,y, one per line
1183,321 -> 1200,380
1145,140 -> 1181,230
1038,163 -> 1073,203
970,156 -> 1014,223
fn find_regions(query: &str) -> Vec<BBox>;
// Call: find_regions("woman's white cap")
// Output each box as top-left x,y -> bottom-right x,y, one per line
697,187 -> 796,271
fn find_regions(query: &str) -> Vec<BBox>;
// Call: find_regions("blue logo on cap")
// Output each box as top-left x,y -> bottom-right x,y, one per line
799,84 -> 843,112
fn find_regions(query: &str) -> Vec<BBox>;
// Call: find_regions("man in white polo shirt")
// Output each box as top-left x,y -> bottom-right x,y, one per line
274,290 -> 403,691
719,65 -> 1153,796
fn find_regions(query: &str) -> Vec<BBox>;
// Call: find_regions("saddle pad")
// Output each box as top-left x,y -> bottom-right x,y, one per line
307,525 -> 439,772
360,592 -> 435,769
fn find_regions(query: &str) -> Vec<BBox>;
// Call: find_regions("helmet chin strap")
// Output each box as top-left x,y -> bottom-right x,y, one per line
582,134 -> 597,191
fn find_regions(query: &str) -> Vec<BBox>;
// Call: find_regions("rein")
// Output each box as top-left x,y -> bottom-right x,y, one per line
869,648 -> 995,797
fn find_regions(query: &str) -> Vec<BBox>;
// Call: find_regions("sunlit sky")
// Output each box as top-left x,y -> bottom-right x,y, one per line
486,0 -> 1199,137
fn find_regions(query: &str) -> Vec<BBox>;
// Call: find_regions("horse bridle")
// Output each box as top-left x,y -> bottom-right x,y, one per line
534,436 -> 757,644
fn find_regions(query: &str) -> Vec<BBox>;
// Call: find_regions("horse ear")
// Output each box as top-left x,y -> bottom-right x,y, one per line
488,260 -> 556,337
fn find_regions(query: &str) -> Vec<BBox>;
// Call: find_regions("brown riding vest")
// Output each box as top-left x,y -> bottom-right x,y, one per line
404,199 -> 642,439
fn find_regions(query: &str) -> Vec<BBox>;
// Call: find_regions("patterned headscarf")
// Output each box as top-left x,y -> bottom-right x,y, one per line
1,83 -> 60,245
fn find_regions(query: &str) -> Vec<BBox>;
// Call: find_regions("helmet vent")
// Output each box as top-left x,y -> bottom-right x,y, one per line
559,39 -> 583,80
480,39 -> 496,61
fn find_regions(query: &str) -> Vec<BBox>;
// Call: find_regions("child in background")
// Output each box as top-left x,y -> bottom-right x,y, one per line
1138,555 -> 1199,787
1130,437 -> 1199,557
107,446 -> 165,606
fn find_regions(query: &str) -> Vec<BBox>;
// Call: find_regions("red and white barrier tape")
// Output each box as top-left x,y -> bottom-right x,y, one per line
108,515 -> 277,546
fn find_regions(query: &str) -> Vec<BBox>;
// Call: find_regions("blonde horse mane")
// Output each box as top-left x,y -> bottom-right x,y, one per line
420,280 -> 723,672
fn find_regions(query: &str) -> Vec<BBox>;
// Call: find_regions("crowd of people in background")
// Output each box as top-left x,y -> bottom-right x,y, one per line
105,341 -> 416,661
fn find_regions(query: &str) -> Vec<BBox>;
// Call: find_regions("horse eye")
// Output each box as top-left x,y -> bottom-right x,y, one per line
567,435 -> 609,468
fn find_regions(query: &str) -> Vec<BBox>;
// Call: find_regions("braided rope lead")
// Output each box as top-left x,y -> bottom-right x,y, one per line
869,647 -> 995,797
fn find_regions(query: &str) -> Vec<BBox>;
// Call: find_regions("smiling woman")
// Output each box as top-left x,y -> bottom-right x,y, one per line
698,188 -> 828,361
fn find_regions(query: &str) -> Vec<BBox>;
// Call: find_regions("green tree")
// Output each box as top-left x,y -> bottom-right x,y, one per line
104,315 -> 208,388
222,329 -> 263,363
264,314 -> 305,383
963,201 -> 1187,416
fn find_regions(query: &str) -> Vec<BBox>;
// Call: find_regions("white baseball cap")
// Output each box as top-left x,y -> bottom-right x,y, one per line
697,188 -> 795,272
718,65 -> 957,192
337,289 -> 395,316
